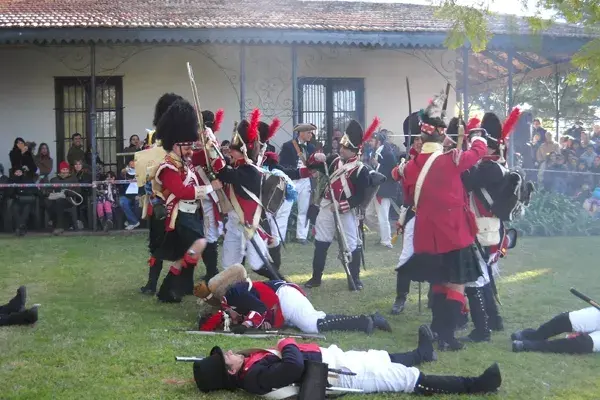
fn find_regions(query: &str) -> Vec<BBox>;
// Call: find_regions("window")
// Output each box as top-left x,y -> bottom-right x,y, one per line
298,78 -> 365,149
54,77 -> 124,173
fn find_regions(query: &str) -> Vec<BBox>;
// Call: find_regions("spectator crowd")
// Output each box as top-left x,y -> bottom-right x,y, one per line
523,119 -> 600,216
0,133 -> 145,237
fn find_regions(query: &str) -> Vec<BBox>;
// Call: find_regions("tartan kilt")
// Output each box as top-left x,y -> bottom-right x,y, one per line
152,211 -> 204,262
397,244 -> 482,285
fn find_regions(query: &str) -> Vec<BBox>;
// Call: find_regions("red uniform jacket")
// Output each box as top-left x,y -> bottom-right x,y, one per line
402,138 -> 487,254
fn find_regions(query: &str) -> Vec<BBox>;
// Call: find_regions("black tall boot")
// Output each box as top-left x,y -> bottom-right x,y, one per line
429,292 -> 446,338
201,242 -> 219,281
141,259 -> 163,295
0,306 -> 38,326
316,314 -> 374,334
391,272 -> 411,314
414,363 -> 502,395
460,287 -> 491,343
156,268 -> 183,303
511,312 -> 572,341
268,245 -> 282,271
482,283 -> 503,331
389,325 -> 437,367
305,241 -> 330,288
0,286 -> 26,314
348,248 -> 363,291
180,266 -> 196,295
513,334 -> 594,354
438,297 -> 465,351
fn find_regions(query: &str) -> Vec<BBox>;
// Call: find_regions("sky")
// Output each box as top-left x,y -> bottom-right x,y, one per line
314,0 -> 555,18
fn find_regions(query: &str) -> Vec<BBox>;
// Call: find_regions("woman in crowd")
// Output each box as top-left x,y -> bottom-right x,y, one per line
9,137 -> 37,180
34,143 -> 53,182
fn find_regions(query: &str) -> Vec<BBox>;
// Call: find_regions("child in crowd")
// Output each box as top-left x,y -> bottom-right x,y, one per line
96,171 -> 118,231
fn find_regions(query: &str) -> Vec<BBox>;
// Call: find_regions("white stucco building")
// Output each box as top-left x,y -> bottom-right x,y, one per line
0,0 -> 592,173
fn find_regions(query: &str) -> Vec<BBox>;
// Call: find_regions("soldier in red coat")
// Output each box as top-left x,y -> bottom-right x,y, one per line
393,93 -> 488,351
151,99 -> 223,303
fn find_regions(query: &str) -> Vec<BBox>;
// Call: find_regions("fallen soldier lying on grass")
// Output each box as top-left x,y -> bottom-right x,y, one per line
190,325 -> 502,397
0,286 -> 38,327
193,264 -> 391,335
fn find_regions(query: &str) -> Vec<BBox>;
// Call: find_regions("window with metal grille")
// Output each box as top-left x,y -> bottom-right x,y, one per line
298,78 -> 365,150
54,77 -> 124,174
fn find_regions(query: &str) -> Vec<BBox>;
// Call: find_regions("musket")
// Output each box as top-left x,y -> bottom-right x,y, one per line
186,62 -> 233,213
570,288 -> 600,311
183,330 -> 326,340
323,161 -> 356,290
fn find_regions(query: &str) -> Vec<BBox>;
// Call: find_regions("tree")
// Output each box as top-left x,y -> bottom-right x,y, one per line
433,0 -> 600,101
465,71 -> 599,133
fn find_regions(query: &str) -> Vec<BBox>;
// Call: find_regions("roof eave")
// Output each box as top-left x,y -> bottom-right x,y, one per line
0,27 -> 592,53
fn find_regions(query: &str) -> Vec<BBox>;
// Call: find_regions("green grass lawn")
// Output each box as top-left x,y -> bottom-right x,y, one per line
1,235 -> 599,399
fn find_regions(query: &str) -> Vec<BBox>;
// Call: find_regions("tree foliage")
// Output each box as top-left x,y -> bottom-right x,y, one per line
435,0 -> 600,101
468,72 -> 600,125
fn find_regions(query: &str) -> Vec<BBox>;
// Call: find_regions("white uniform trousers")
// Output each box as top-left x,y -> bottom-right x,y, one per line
293,178 -> 311,240
222,211 -> 270,271
276,285 -> 326,334
396,217 -> 415,269
365,197 -> 392,246
569,307 -> 600,352
320,345 -> 421,393
269,199 -> 293,243
314,198 -> 360,252
201,198 -> 220,243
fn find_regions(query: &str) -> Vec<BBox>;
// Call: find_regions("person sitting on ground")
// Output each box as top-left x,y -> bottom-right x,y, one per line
0,286 -> 38,327
194,265 -> 392,335
191,325 -> 501,396
512,304 -> 600,354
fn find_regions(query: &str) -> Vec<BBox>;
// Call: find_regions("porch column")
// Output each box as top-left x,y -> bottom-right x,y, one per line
555,64 -> 560,138
291,45 -> 299,127
507,47 -> 514,166
90,43 -> 98,232
462,45 -> 470,121
239,45 -> 246,121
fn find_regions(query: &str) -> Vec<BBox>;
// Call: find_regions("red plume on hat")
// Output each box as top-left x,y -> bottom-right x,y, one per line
268,118 -> 281,141
466,117 -> 481,132
247,109 -> 261,149
361,117 -> 381,145
501,107 -> 521,143
213,109 -> 224,133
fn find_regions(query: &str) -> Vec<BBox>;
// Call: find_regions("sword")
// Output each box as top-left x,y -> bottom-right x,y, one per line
570,288 -> 600,311
183,330 -> 326,340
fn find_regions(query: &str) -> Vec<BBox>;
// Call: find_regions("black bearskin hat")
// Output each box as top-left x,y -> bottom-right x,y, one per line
403,112 -> 420,138
156,99 -> 199,151
446,117 -> 466,138
153,93 -> 183,127
202,110 -> 215,129
340,120 -> 364,150
481,112 -> 502,151
193,346 -> 236,392
258,122 -> 270,144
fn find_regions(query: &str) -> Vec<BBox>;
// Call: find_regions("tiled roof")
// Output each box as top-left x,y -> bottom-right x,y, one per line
0,0 -> 594,38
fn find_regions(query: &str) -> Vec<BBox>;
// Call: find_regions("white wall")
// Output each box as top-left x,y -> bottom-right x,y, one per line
0,43 -> 456,172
